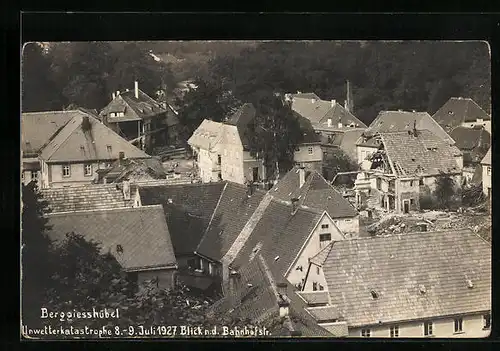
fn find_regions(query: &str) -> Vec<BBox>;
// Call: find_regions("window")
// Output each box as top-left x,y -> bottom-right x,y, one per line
319,284 -> 324,291
62,164 -> 71,177
319,233 -> 332,242
454,318 -> 463,333
321,224 -> 329,229
410,199 -> 415,206
316,266 -> 320,275
487,166 -> 491,176
390,325 -> 399,338
84,163 -> 92,176
483,313 -> 491,329
31,171 -> 38,180
21,172 -> 24,180
410,180 -> 414,187
308,147 -> 313,155
419,178 -> 424,186
208,263 -> 213,275
312,282 -> 318,291
376,177 -> 382,190
106,145 -> 112,153
423,321 -> 433,336
361,329 -> 371,337
217,155 -> 221,165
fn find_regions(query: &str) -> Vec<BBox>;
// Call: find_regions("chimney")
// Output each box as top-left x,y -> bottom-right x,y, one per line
135,81 -> 139,99
327,118 -> 332,127
122,179 -> 131,201
311,98 -> 316,104
338,121 -> 343,129
278,292 -> 290,318
116,90 -> 120,96
277,282 -> 288,296
119,151 -> 125,165
331,99 -> 336,107
112,92 -> 116,100
291,198 -> 299,213
413,120 -> 418,137
344,100 -> 348,109
299,166 -> 306,188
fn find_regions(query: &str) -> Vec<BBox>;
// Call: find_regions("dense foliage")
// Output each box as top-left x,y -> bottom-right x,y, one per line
322,149 -> 360,183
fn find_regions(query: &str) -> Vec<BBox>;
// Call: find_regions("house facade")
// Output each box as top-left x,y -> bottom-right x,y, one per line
99,81 -> 180,153
481,148 -> 491,201
35,114 -> 150,188
352,129 -> 463,213
300,229 -> 491,338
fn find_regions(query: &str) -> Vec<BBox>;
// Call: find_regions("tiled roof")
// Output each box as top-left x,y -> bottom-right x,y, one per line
432,97 -> 490,131
271,166 -> 358,219
45,205 -> 177,271
297,291 -> 330,306
230,199 -> 323,278
187,119 -> 225,151
481,148 -> 491,165
39,114 -> 150,163
380,130 -> 463,176
306,306 -> 341,322
309,242 -> 333,266
368,111 -> 455,145
292,98 -> 366,128
138,182 -> 226,255
196,183 -> 266,261
40,184 -> 136,213
291,93 -> 321,100
320,229 -> 491,327
450,126 -> 491,151
210,254 -> 332,337
21,110 -> 90,155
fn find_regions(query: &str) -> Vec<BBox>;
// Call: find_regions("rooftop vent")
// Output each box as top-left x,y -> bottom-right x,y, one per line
370,290 -> 379,299
467,279 -> 474,289
419,285 -> 427,294
247,283 -> 253,288
274,255 -> 280,262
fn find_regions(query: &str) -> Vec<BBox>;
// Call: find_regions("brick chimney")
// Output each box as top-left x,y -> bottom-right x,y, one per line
135,81 -> 139,99
122,179 -> 131,200
299,166 -> 306,188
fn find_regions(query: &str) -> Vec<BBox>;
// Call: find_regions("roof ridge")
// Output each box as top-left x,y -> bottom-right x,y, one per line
22,110 -> 84,115
45,204 -> 163,216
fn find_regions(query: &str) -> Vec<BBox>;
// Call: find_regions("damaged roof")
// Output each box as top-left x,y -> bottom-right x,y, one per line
45,205 -> 177,272
187,119 -> 225,151
319,229 -> 490,327
101,157 -> 167,182
380,129 -> 463,176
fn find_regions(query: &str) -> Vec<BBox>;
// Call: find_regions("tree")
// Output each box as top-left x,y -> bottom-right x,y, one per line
246,96 -> 303,180
176,78 -> 240,140
21,43 -> 63,111
322,149 -> 359,183
21,182 -> 54,327
433,173 -> 457,209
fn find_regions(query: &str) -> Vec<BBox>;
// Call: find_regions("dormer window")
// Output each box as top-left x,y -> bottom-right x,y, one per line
107,145 -> 112,153
116,244 -> 123,254
467,279 -> 474,289
370,290 -> 379,299
419,285 -> 427,294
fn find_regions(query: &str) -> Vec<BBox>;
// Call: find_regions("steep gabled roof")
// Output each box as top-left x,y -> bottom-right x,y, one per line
271,166 -> 358,219
39,114 -> 150,163
138,182 -> 226,255
21,110 -> 93,156
210,254 -> 332,337
432,97 -> 491,131
368,110 -> 455,145
45,205 -> 177,272
196,183 -> 266,261
292,97 -> 366,128
319,229 -> 491,327
41,184 -> 136,213
380,130 -> 463,176
481,148 -> 491,165
230,199 -> 323,278
318,104 -> 367,128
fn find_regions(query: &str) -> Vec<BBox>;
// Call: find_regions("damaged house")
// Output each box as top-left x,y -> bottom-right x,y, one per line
299,229 -> 491,338
353,127 -> 463,214
99,81 -> 180,153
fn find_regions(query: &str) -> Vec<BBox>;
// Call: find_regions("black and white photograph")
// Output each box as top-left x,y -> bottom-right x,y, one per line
21,39 -> 491,339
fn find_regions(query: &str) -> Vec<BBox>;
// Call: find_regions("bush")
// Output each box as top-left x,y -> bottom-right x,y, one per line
419,194 -> 437,210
